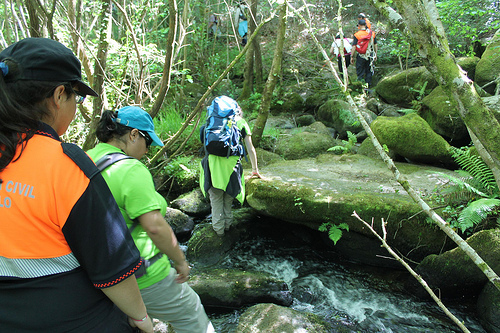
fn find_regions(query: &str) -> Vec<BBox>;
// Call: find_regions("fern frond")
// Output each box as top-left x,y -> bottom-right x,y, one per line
436,171 -> 489,199
450,147 -> 498,195
457,198 -> 500,232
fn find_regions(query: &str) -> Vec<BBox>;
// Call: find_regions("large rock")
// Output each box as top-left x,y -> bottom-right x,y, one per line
187,208 -> 258,265
477,282 -> 500,333
415,229 -> 500,297
476,29 -> 500,95
236,303 -> 338,333
375,66 -> 438,106
164,207 -> 194,241
420,85 -> 469,144
245,154 -> 457,263
370,113 -> 455,167
274,122 -> 336,160
317,99 -> 377,138
170,188 -> 210,217
189,269 -> 292,309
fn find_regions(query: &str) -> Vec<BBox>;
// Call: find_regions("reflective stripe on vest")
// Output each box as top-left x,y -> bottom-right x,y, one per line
0,253 -> 80,278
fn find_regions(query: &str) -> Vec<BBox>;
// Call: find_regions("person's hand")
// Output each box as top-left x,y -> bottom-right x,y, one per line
350,58 -> 354,65
174,260 -> 191,284
129,314 -> 153,333
251,171 -> 262,179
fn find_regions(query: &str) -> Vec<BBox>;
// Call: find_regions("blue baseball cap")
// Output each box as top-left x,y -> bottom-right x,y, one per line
114,106 -> 164,147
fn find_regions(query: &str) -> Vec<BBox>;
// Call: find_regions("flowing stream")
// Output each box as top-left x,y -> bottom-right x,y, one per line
204,217 -> 486,333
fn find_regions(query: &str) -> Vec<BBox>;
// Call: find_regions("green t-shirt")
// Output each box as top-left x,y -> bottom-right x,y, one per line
87,143 -> 170,289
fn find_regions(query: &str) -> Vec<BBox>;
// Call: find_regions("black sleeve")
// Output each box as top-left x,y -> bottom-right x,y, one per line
61,143 -> 141,288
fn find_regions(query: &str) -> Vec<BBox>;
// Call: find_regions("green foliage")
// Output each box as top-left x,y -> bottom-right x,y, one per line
327,131 -> 357,155
154,106 -> 201,155
238,93 -> 263,120
409,81 -> 428,111
436,0 -> 500,56
438,146 -> 500,234
319,222 -> 349,245
163,155 -> 200,189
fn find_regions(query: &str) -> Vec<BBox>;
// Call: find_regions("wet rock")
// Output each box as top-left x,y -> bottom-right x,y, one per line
189,269 -> 292,309
236,303 -> 351,333
164,207 -> 194,241
170,188 -> 210,217
186,207 -> 258,266
414,229 -> 500,298
477,281 -> 500,333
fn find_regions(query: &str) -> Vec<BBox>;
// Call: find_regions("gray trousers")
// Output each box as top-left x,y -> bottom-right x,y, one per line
208,187 -> 233,235
140,269 -> 214,333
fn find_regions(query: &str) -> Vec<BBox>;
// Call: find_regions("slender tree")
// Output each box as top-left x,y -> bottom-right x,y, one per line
252,2 -> 287,147
82,0 -> 112,151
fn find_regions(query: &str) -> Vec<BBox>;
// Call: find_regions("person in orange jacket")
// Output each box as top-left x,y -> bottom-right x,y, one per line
0,38 -> 153,332
351,19 -> 378,88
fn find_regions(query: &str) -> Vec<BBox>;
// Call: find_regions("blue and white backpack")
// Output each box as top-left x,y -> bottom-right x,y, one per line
201,96 -> 245,158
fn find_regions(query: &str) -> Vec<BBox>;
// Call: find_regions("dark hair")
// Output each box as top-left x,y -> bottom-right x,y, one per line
0,58 -> 75,172
95,110 -> 132,143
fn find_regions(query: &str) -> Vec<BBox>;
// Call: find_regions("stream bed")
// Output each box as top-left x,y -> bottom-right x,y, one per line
204,217 -> 487,333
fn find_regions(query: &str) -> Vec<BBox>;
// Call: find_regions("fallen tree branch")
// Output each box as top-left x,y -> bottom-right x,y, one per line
352,211 -> 471,333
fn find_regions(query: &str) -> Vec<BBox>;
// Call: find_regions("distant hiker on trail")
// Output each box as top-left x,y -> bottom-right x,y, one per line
234,1 -> 248,45
351,19 -> 378,88
199,96 -> 261,236
208,12 -> 220,39
358,13 -> 372,30
330,33 -> 353,80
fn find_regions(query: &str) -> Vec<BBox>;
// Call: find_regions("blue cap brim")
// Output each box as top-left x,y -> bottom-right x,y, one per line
148,131 -> 164,147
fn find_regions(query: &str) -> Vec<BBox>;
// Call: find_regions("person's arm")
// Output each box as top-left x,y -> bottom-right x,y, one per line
350,36 -> 357,64
244,135 -> 262,179
101,276 -> 153,332
138,210 -> 191,283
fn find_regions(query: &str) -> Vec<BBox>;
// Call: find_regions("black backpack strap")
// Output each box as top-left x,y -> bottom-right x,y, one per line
95,152 -> 138,232
95,152 -> 134,172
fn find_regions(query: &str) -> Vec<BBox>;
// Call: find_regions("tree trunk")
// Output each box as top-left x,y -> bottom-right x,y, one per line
82,0 -> 111,151
25,0 -> 41,37
252,0 -> 263,88
239,0 -> 257,100
150,0 -> 177,118
252,3 -> 287,147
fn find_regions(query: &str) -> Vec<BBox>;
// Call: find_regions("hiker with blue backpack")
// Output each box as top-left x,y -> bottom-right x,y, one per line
200,96 -> 261,236
87,106 -> 214,333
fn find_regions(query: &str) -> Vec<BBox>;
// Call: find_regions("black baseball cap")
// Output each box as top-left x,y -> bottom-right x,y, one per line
0,38 -> 97,97
358,19 -> 367,26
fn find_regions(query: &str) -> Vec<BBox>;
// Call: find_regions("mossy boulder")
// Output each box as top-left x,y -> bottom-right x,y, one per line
317,99 -> 377,138
170,188 -> 210,217
186,208 -> 258,265
245,154 -> 457,263
420,85 -> 469,144
281,92 -> 305,114
188,269 -> 292,309
274,122 -> 335,160
370,113 -> 454,167
477,281 -> 500,333
375,66 -> 438,106
414,229 -> 500,297
164,207 -> 194,241
236,304 -> 337,333
475,29 -> 500,95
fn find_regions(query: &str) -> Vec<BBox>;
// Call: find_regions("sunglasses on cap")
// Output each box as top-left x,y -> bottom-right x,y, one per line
138,130 -> 153,148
